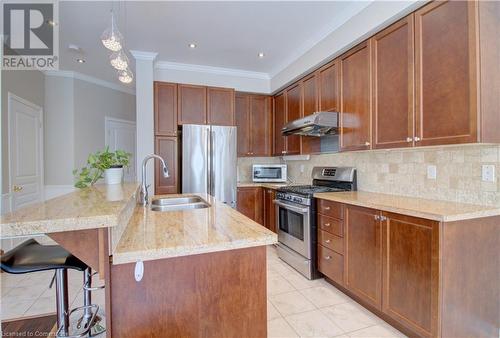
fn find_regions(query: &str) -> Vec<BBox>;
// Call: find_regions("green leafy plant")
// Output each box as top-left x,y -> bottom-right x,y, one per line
73,147 -> 131,188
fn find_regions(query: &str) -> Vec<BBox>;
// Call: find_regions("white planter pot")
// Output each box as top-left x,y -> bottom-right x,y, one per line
104,167 -> 123,185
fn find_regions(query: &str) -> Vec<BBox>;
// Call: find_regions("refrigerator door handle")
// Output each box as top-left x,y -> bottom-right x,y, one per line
210,130 -> 215,195
206,128 -> 211,196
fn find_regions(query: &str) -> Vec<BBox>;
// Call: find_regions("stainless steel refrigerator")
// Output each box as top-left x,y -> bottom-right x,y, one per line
182,124 -> 237,208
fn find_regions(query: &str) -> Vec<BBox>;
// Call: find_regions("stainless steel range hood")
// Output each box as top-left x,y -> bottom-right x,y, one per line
281,112 -> 339,137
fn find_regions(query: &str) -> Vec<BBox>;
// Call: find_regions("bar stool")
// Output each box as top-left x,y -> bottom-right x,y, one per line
1,239 -> 104,337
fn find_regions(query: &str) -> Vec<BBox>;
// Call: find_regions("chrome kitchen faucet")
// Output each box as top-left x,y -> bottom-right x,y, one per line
138,154 -> 169,206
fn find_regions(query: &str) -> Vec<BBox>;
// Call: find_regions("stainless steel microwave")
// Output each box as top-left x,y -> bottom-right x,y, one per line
252,164 -> 287,183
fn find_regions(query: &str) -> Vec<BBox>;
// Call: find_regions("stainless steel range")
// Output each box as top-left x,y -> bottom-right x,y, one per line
274,166 -> 357,279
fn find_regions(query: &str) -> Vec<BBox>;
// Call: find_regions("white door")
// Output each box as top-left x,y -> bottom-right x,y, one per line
105,117 -> 136,181
8,93 -> 44,211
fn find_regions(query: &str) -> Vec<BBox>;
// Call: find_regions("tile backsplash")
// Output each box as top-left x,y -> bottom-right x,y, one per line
238,144 -> 500,207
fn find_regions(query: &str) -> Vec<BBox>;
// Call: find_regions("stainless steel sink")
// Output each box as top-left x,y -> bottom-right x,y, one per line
150,196 -> 210,212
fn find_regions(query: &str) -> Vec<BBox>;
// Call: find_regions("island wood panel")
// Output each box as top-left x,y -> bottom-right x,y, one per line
414,0 -> 478,146
249,95 -> 272,156
236,187 -> 263,225
372,16 -> 415,149
263,188 -> 277,233
207,87 -> 235,126
318,60 -> 339,112
273,92 -> 286,156
154,82 -> 178,136
155,136 -> 179,194
344,205 -> 382,309
340,41 -> 372,151
235,93 -> 251,156
440,215 -> 500,338
285,83 -> 302,155
109,246 -> 267,338
381,212 -> 439,338
301,73 -> 321,154
178,84 -> 207,125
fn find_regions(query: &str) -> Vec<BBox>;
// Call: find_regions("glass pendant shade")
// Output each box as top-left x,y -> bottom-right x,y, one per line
110,50 -> 129,70
101,12 -> 123,52
118,68 -> 133,84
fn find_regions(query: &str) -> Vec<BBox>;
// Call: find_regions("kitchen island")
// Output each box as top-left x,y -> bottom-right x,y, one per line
1,183 -> 277,337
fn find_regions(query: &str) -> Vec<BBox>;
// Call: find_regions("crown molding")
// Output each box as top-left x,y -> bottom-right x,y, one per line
130,50 -> 158,61
155,61 -> 270,80
43,70 -> 135,95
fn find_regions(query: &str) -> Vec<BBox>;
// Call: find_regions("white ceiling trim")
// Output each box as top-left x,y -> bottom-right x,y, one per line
44,70 -> 135,95
155,61 -> 270,80
130,50 -> 158,61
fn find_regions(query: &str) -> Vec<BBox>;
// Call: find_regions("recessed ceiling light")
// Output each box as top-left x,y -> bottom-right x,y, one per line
258,52 -> 265,58
188,43 -> 197,49
76,58 -> 85,64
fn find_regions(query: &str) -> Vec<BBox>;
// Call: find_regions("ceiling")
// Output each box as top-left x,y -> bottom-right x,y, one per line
58,1 -> 372,89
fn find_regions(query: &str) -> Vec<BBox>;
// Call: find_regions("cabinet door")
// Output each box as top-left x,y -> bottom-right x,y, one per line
263,188 -> 276,232
318,60 -> 339,112
415,1 -> 478,146
236,187 -> 263,224
273,93 -> 286,156
345,205 -> 382,309
155,136 -> 178,194
207,87 -> 235,126
301,74 -> 321,154
382,212 -> 439,337
340,41 -> 372,151
178,84 -> 207,125
285,83 -> 302,155
235,94 -> 251,156
154,82 -> 178,136
250,96 -> 272,156
372,16 -> 415,149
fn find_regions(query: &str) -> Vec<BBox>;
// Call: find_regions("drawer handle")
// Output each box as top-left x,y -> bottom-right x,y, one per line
324,223 -> 330,227
324,207 -> 330,211
325,239 -> 331,243
324,256 -> 331,260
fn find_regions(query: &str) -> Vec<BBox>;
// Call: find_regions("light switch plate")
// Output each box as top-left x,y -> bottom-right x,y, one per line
427,165 -> 437,180
482,165 -> 495,182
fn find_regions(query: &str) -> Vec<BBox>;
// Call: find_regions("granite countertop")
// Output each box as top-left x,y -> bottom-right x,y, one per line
0,183 -> 139,237
112,193 -> 277,264
314,191 -> 500,222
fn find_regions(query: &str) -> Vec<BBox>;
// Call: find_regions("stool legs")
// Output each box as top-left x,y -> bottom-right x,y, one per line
55,269 -> 69,337
81,268 -> 93,327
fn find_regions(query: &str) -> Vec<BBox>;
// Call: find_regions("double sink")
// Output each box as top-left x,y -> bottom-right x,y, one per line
150,196 -> 210,212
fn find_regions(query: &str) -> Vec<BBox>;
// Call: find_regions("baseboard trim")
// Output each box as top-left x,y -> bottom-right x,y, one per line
44,185 -> 75,200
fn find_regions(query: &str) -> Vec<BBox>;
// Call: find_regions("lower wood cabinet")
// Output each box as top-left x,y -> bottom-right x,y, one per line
154,136 -> 179,194
263,188 -> 277,233
236,187 -> 263,225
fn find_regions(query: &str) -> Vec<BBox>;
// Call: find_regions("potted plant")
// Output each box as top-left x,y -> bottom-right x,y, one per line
73,147 -> 131,188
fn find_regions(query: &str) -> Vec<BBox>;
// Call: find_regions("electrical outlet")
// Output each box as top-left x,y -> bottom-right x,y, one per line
482,165 -> 495,182
427,165 -> 437,179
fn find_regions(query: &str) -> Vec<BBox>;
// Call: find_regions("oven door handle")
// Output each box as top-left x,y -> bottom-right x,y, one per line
273,200 -> 310,214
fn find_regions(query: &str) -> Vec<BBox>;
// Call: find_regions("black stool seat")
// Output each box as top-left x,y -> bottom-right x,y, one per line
1,239 -> 87,274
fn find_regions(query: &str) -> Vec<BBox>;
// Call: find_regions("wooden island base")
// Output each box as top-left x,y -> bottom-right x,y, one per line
109,246 -> 267,338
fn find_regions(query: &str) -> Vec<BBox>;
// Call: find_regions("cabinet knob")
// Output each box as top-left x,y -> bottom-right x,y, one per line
414,137 -> 421,142
324,223 -> 330,227
13,185 -> 23,192
365,141 -> 370,146
374,215 -> 380,221
324,256 -> 331,260
406,137 -> 413,142
324,207 -> 330,211
281,150 -> 286,154
325,239 -> 331,244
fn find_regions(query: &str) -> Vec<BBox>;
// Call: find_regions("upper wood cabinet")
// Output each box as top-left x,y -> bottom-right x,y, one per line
318,61 -> 340,112
285,83 -> 302,155
301,74 -> 321,154
414,1 -> 477,146
372,16 -> 415,149
207,87 -> 235,126
154,82 -> 178,136
178,84 -> 207,125
345,205 -> 382,310
235,93 -> 272,157
155,136 -> 179,194
340,41 -> 372,152
273,92 -> 286,156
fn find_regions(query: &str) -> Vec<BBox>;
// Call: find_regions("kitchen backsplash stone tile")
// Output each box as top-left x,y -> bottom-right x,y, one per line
238,144 -> 500,207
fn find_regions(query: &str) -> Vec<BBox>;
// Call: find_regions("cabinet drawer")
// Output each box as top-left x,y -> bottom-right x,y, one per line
318,245 -> 343,285
318,214 -> 343,237
317,199 -> 343,219
318,230 -> 344,255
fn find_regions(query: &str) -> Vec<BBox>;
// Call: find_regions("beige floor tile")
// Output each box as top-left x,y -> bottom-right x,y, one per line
299,285 -> 351,308
282,270 -> 326,290
24,296 -> 56,316
2,285 -> 48,302
269,290 -> 316,316
267,300 -> 282,321
347,324 -> 407,338
268,317 -> 299,338
268,261 -> 295,276
321,302 -> 381,333
1,299 -> 35,320
267,274 -> 296,296
285,309 -> 344,337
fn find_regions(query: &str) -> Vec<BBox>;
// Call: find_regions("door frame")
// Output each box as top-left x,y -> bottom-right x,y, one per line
7,92 -> 44,211
104,116 -> 137,180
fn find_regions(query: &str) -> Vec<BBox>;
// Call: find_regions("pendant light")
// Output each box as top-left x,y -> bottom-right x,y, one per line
101,11 -> 123,52
109,49 -> 129,70
118,68 -> 133,84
